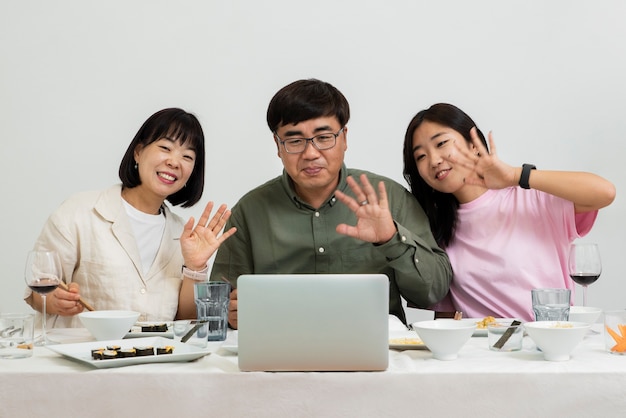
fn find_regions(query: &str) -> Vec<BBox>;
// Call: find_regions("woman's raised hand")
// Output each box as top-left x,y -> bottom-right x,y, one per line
445,128 -> 519,190
180,202 -> 237,270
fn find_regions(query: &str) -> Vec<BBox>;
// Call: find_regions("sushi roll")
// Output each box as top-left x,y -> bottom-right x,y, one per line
91,348 -> 105,360
156,345 -> 174,355
118,348 -> 137,358
134,346 -> 154,356
101,350 -> 118,360
141,323 -> 168,333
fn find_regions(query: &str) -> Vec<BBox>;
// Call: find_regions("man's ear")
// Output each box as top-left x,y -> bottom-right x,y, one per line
273,135 -> 282,158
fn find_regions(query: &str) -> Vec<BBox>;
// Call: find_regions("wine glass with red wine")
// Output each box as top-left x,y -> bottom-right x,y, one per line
568,243 -> 602,307
24,250 -> 62,346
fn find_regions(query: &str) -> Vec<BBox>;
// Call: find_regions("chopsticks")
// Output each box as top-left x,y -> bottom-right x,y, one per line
492,320 -> 522,349
219,276 -> 234,287
58,282 -> 95,311
180,320 -> 209,343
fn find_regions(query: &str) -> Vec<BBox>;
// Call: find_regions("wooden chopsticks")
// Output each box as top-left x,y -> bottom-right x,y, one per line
58,282 -> 95,311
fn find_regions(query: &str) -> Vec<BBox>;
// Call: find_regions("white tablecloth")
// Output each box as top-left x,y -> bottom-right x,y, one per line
2,322 -> 626,418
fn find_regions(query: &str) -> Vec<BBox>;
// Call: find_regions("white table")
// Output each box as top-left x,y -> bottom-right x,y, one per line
2,324 -> 625,418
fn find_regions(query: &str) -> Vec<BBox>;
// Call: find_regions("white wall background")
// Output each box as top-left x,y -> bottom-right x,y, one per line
1,1 -> 624,320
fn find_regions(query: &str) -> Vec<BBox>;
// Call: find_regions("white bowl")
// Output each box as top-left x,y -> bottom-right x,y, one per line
78,310 -> 140,340
568,306 -> 602,325
524,321 -> 590,361
411,320 -> 476,360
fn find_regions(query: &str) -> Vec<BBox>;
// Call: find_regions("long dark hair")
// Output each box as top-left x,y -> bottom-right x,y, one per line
402,103 -> 487,247
119,108 -> 205,208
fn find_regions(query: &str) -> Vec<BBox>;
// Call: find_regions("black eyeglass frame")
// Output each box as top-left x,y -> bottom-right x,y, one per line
274,127 -> 345,154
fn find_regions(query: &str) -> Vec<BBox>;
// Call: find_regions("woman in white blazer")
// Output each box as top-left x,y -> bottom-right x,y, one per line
25,108 -> 236,328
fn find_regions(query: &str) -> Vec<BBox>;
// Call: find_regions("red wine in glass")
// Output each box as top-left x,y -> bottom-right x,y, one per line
569,273 -> 600,287
567,243 -> 602,307
28,280 -> 60,295
24,251 -> 62,346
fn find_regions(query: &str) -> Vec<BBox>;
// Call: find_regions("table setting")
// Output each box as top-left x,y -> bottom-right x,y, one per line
4,245 -> 626,416
3,310 -> 626,417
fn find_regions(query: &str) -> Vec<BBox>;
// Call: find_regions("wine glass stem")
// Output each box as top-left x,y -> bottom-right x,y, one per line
41,295 -> 47,343
582,286 -> 588,307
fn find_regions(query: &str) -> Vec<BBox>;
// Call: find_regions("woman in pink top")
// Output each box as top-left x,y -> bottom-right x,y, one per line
402,103 -> 615,321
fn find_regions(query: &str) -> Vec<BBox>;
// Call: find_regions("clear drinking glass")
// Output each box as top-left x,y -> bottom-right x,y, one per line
24,250 -> 62,346
193,281 -> 230,341
568,243 -> 602,307
531,288 -> 571,321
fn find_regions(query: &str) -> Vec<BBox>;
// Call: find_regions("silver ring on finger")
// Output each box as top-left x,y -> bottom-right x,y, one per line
360,200 -> 369,206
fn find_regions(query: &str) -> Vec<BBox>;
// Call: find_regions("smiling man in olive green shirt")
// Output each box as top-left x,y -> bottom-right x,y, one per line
210,79 -> 452,328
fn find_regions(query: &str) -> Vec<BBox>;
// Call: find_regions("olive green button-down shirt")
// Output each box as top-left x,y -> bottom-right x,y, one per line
210,165 -> 452,323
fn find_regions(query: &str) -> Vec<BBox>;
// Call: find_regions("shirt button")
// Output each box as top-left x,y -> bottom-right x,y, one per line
315,212 -> 320,217
414,258 -> 419,264
401,235 -> 407,242
318,247 -> 325,253
140,288 -> 146,294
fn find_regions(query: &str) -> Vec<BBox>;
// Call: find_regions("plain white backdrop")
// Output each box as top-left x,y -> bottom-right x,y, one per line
1,1 -> 624,322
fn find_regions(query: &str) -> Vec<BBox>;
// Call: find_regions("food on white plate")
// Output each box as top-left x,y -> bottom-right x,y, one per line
389,337 -> 424,345
476,316 -> 496,329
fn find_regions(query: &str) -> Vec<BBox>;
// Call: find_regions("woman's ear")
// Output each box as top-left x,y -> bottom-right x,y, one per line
133,144 -> 144,162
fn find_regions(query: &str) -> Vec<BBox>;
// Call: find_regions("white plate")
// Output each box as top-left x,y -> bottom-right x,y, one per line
220,344 -> 238,354
47,336 -> 213,369
125,322 -> 173,339
463,318 -> 519,337
389,331 -> 428,350
219,330 -> 238,353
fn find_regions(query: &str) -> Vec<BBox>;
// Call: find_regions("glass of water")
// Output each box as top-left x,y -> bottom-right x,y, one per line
531,288 -> 571,321
193,281 -> 230,341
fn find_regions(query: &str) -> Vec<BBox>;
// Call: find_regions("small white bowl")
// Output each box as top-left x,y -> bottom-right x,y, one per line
524,321 -> 590,361
411,320 -> 476,360
78,310 -> 140,340
568,306 -> 602,325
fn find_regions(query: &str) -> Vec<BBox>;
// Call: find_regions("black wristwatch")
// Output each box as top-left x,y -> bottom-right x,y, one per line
519,164 -> 536,189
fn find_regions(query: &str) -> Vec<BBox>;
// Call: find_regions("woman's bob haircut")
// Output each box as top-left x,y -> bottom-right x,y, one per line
119,108 -> 205,208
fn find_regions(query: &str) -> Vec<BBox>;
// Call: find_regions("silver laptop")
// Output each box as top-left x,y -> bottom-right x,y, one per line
237,274 -> 389,372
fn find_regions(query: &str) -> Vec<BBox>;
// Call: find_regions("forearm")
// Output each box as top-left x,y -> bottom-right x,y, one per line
378,224 -> 453,307
382,185 -> 453,306
176,278 -> 197,320
391,252 -> 452,307
524,169 -> 615,212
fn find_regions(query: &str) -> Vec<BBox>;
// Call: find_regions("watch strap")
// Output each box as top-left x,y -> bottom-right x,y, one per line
519,164 -> 536,189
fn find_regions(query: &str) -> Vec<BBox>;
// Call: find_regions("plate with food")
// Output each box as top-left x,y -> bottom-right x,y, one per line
125,321 -> 173,339
389,331 -> 428,350
459,317 -> 520,337
47,336 -> 213,369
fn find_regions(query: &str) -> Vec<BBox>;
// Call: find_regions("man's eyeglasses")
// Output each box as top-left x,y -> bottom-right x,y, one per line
275,127 -> 345,154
